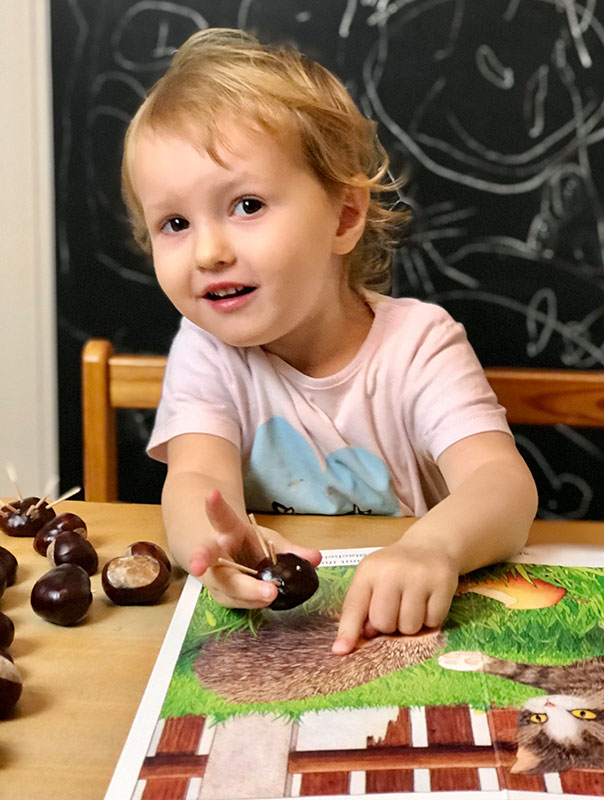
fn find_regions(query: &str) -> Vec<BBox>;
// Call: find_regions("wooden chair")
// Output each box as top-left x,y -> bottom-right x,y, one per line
81,338 -> 604,502
82,339 -> 166,502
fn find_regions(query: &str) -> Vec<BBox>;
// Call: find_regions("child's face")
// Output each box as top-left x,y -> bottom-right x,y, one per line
130,125 -> 358,354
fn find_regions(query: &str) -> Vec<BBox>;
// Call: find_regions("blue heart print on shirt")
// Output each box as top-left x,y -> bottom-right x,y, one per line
243,417 -> 400,515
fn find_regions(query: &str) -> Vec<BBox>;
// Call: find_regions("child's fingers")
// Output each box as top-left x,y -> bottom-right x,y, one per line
205,488 -> 247,535
189,543 -> 220,577
207,566 -> 279,608
264,529 -> 322,567
424,585 -> 456,629
397,590 -> 429,635
332,580 -> 372,655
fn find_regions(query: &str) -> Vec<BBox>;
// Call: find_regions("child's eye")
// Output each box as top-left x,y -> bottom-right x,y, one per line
233,197 -> 264,216
162,216 -> 190,233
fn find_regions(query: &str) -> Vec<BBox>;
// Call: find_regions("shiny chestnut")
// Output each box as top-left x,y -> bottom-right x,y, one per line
102,555 -> 170,605
0,497 -> 55,537
122,541 -> 171,573
0,546 -> 17,586
30,564 -> 92,626
34,512 -> 87,556
0,654 -> 22,716
255,553 -> 319,610
47,531 -> 98,575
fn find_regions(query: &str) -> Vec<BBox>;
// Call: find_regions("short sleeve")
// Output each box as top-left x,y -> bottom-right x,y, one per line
403,308 -> 511,461
147,319 -> 242,463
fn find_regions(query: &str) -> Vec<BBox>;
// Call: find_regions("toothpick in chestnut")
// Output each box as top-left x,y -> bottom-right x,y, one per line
217,514 -> 319,611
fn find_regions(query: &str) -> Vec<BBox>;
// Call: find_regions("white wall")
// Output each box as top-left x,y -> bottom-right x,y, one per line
0,1 -> 58,498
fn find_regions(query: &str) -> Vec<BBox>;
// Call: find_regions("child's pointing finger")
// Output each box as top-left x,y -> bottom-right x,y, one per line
332,581 -> 372,655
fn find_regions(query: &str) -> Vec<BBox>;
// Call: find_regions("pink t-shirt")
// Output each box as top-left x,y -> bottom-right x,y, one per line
148,293 -> 511,516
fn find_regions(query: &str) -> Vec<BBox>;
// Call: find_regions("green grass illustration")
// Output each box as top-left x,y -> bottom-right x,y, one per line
160,562 -> 604,721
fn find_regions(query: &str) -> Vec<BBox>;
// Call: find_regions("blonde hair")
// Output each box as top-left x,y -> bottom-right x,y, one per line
122,28 -> 409,292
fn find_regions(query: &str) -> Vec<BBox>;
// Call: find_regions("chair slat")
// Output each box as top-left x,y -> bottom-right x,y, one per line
485,368 -> 604,428
81,339 -> 604,502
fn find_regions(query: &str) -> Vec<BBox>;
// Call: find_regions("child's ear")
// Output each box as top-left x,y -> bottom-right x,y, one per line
332,185 -> 370,255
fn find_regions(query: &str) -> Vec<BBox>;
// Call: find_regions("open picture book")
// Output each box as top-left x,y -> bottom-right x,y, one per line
105,541 -> 604,800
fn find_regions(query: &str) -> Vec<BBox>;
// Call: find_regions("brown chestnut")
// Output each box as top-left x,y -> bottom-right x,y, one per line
47,530 -> 98,575
255,553 -> 319,610
0,546 -> 17,585
0,654 -> 22,716
0,564 -> 7,601
31,564 -> 92,625
0,612 -> 14,649
0,497 -> 55,537
102,555 -> 170,605
34,512 -> 87,556
122,541 -> 171,573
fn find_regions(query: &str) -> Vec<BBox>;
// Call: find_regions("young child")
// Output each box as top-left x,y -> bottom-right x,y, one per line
121,28 -> 538,655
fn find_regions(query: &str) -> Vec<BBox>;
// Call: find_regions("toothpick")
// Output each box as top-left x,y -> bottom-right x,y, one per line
5,464 -> 22,500
3,502 -> 18,514
248,513 -> 269,559
217,557 -> 258,576
27,491 -> 52,517
45,485 -> 81,509
41,474 -> 60,501
268,540 -> 277,565
27,479 -> 58,516
0,509 -> 7,519
25,478 -> 58,517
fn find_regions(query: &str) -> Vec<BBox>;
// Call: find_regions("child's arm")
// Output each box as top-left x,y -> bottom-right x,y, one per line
333,431 -> 538,654
162,433 -> 321,607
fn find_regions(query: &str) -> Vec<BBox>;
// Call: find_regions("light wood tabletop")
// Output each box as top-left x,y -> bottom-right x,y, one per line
0,499 -> 603,799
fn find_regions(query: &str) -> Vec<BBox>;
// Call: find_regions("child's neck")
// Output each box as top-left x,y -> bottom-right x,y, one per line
264,291 -> 374,378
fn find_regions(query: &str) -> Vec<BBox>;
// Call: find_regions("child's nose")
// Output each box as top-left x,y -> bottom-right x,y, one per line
194,224 -> 235,271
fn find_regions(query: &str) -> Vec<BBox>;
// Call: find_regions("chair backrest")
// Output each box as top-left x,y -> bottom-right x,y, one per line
81,338 -> 604,502
82,339 -> 166,502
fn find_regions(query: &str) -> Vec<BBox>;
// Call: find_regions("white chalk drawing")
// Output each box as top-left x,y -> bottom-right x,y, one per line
52,1 -> 604,514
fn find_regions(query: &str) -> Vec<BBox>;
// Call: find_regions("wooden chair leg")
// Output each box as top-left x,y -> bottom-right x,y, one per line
82,339 -> 118,502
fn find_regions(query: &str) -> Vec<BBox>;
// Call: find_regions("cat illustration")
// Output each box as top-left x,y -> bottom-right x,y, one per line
438,650 -> 604,774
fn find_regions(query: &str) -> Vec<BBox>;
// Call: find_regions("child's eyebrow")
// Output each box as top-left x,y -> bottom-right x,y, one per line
147,172 -> 267,208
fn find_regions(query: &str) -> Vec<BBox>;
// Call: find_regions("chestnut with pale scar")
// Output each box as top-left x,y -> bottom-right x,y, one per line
0,655 -> 22,717
102,554 -> 170,605
47,531 -> 98,576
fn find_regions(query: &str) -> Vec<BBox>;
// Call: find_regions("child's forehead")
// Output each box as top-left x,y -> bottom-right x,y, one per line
136,115 -> 306,171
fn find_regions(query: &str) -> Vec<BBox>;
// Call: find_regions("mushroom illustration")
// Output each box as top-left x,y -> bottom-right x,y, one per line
456,572 -> 566,610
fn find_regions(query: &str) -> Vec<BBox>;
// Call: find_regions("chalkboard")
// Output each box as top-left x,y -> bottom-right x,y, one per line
51,0 -> 604,518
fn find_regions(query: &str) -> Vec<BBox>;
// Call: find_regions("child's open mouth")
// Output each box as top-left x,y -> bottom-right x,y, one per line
204,285 -> 256,301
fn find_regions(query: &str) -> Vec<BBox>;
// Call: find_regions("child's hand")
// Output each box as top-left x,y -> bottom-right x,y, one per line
190,488 -> 321,609
332,541 -> 459,654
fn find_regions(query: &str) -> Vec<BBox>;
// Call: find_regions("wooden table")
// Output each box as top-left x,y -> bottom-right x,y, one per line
1,500 -> 603,799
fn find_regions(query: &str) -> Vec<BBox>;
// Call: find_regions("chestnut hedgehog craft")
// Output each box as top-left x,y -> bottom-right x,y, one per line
194,614 -> 445,702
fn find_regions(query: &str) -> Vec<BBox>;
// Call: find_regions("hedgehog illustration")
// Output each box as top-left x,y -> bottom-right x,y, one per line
194,613 -> 445,702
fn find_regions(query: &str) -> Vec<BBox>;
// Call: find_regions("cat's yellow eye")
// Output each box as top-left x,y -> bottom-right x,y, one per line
530,713 -> 547,724
571,709 -> 597,720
